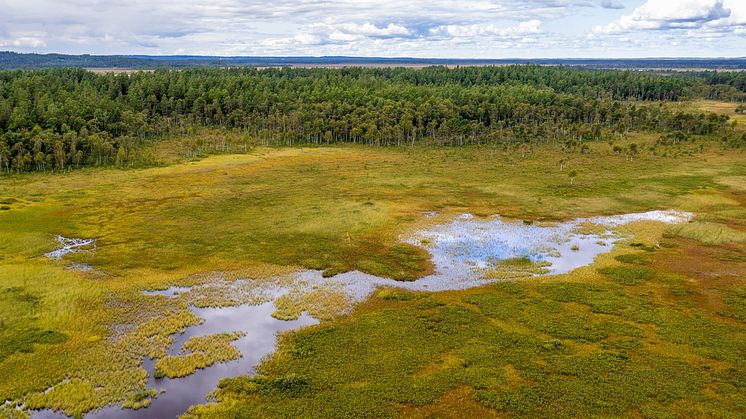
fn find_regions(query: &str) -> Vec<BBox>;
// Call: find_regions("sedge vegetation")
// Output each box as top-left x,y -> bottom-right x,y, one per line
0,138 -> 744,417
0,67 -> 744,418
154,333 -> 245,379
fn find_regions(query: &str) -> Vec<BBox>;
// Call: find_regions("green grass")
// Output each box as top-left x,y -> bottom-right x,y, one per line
670,221 -> 746,245
0,286 -> 68,362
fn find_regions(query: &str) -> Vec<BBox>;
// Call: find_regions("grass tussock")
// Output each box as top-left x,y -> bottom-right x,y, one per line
273,289 -> 350,321
121,389 -> 158,410
481,257 -> 551,279
155,332 -> 244,379
25,379 -> 98,416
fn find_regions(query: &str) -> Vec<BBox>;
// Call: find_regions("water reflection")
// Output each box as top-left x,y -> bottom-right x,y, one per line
33,303 -> 317,419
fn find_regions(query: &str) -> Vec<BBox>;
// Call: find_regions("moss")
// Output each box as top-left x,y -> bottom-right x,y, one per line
598,266 -> 656,285
721,287 -> 746,322
572,222 -> 609,236
614,253 -> 651,265
189,269 -> 741,418
538,282 -> 637,315
273,288 -> 349,321
218,374 -> 309,397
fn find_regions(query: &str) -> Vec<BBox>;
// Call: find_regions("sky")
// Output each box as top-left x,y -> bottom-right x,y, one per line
0,0 -> 744,58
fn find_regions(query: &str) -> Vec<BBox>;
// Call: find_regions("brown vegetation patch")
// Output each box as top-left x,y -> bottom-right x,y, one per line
652,237 -> 746,283
651,237 -> 746,315
400,386 -> 501,418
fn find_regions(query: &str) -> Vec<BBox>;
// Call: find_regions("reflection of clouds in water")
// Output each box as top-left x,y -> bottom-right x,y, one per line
293,209 -> 693,305
64,303 -> 317,419
412,210 -> 691,274
144,210 -> 693,310
417,216 -> 570,267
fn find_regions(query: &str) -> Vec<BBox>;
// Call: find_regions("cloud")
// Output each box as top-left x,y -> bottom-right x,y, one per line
335,23 -> 411,37
0,0 -> 743,57
592,0 -> 732,34
430,20 -> 542,38
291,22 -> 413,46
600,0 -> 624,10
294,33 -> 323,45
0,37 -> 47,48
705,0 -> 746,28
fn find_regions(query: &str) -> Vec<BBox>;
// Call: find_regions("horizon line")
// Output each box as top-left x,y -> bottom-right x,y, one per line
3,51 -> 746,61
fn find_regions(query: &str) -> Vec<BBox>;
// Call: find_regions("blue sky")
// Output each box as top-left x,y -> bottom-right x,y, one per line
0,0 -> 744,57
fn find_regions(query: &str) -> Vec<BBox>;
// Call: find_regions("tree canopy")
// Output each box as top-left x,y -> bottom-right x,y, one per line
0,66 -> 742,173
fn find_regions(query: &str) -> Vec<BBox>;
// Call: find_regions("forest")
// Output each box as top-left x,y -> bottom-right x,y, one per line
1,65 -> 745,173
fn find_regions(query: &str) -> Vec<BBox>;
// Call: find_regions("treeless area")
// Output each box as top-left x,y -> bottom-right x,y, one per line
1,142 -> 744,417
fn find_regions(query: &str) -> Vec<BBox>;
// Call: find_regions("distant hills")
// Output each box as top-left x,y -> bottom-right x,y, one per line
1,51 -> 745,70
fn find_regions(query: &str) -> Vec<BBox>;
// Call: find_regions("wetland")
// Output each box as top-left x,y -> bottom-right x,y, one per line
1,65 -> 745,418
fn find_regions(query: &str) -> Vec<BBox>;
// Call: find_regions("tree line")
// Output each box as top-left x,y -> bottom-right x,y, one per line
0,66 -> 742,173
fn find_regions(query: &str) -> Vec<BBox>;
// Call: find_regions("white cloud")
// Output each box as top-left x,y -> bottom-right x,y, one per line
0,0 -> 743,57
335,23 -> 411,37
291,21 -> 412,46
0,37 -> 47,48
431,19 -> 542,38
592,0 -> 734,34
328,32 -> 363,42
294,33 -> 322,45
706,0 -> 746,28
